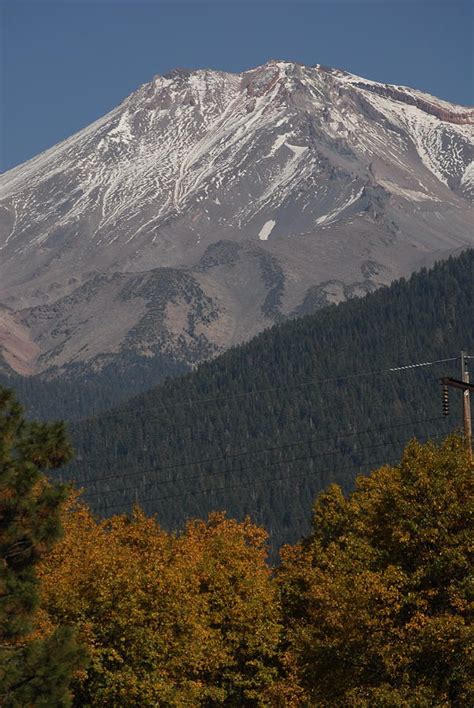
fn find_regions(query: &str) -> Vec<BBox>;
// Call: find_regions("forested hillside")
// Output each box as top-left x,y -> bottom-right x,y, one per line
57,251 -> 472,549
0,350 -> 189,421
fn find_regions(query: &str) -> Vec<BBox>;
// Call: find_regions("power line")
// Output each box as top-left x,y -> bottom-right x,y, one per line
183,435 -> 446,504
92,434 -> 447,514
70,415 -> 448,495
88,430 -> 448,512
63,355 -> 465,512
72,394 -> 447,470
75,356 -> 460,424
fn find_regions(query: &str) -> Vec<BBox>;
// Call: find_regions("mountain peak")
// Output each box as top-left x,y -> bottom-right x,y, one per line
0,60 -> 472,377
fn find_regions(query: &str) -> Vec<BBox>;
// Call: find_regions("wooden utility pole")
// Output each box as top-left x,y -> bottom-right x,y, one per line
441,351 -> 473,465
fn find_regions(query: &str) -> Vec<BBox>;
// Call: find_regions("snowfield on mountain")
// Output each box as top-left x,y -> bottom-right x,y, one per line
0,60 -> 473,378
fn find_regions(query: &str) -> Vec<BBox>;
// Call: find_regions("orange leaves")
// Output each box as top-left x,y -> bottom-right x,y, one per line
39,503 -> 282,704
278,435 -> 473,704
35,435 -> 472,704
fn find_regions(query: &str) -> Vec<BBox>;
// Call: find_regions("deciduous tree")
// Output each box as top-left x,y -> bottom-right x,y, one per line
39,504 -> 283,705
278,436 -> 473,705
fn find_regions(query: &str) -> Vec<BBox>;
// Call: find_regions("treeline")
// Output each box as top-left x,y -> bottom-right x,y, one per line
0,350 -> 189,422
65,250 -> 473,551
1,390 -> 472,705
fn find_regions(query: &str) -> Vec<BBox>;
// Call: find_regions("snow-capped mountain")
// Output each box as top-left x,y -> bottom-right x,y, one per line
0,60 -> 473,378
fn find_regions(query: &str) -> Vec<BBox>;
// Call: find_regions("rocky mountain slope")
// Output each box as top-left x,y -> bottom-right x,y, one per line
64,251 -> 473,550
0,60 -> 473,378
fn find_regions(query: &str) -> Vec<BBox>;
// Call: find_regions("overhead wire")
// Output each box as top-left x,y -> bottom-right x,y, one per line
62,355 -> 463,516
88,429 -> 449,512
93,433 -> 448,514
68,357 -> 459,485
74,356 -> 460,424
73,415 -> 449,495
71,393 -> 447,474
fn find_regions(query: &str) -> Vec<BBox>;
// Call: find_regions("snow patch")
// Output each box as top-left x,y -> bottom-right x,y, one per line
263,132 -> 296,158
108,111 -> 133,144
259,219 -> 276,240
286,143 -> 308,156
316,188 -> 364,226
378,180 -> 439,202
1,59 -> 471,259
461,161 -> 474,187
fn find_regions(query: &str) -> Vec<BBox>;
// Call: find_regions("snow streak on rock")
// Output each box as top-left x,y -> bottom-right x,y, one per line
0,60 -> 472,376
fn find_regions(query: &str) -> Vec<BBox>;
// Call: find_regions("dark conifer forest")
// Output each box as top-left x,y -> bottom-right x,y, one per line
45,250 -> 473,551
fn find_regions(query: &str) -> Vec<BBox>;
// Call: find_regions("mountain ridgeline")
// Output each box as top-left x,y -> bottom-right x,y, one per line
1,60 -> 473,383
57,250 -> 473,551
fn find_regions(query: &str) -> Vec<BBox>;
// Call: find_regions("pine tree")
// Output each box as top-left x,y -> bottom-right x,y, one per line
0,387 -> 86,706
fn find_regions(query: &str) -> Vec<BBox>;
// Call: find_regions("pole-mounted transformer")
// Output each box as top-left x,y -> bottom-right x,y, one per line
440,365 -> 473,464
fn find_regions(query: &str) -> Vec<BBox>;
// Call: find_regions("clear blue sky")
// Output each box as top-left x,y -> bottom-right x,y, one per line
1,0 -> 473,171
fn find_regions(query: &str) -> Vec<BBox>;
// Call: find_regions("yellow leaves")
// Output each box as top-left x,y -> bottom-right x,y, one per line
278,436 -> 473,704
38,498 -> 282,704
33,435 -> 472,704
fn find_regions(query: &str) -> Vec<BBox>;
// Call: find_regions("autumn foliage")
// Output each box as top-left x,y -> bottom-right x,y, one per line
38,504 -> 282,705
2,380 -> 471,706
36,435 -> 473,706
278,436 -> 473,705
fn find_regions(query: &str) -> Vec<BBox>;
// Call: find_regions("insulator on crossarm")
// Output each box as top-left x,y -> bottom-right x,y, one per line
442,383 -> 449,416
